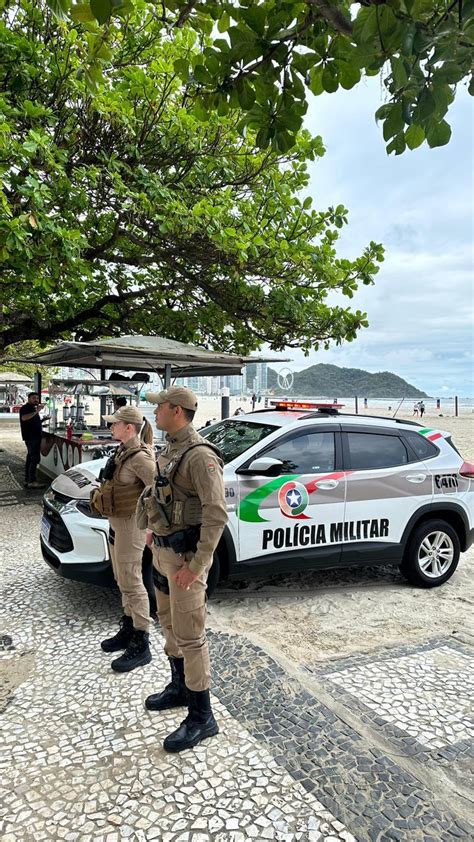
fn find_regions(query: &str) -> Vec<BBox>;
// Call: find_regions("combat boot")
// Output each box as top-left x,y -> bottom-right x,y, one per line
145,657 -> 187,711
111,629 -> 152,672
101,614 -> 133,653
163,688 -> 219,753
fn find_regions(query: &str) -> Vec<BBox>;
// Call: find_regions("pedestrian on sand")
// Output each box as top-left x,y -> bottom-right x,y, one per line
137,386 -> 227,753
19,392 -> 49,488
92,406 -> 156,672
419,401 -> 425,418
251,393 -> 257,410
413,402 -> 419,417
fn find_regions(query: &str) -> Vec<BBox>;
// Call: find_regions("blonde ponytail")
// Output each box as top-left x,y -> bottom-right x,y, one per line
140,417 -> 154,445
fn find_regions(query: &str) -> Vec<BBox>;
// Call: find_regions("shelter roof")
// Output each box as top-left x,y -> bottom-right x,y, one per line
0,371 -> 33,384
8,336 -> 285,378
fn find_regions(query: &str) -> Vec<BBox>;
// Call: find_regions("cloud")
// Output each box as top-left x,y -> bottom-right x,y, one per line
272,78 -> 474,396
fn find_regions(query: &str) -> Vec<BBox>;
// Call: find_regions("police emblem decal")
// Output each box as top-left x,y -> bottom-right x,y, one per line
278,481 -> 309,518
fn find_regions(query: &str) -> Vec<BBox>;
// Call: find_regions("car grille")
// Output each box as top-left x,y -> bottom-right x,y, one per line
43,504 -> 73,553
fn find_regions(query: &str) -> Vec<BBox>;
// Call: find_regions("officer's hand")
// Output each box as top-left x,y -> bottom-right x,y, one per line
174,566 -> 199,591
145,529 -> 153,547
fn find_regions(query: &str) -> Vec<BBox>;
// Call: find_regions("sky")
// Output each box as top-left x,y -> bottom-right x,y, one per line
269,78 -> 474,397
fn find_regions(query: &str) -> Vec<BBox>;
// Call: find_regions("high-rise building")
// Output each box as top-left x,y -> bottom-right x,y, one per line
243,363 -> 268,394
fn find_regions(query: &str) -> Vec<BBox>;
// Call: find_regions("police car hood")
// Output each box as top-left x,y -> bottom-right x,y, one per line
50,457 -> 107,500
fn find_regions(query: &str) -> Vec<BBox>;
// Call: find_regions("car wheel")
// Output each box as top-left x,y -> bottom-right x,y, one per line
206,554 -> 220,598
400,519 -> 460,588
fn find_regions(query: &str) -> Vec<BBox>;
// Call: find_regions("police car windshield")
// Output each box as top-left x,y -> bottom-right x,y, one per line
201,420 -> 278,464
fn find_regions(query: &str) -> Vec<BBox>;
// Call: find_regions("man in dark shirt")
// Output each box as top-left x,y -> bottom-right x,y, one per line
19,392 -> 48,488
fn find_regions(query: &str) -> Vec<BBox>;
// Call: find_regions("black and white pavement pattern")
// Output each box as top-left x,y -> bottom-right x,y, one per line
0,449 -> 473,841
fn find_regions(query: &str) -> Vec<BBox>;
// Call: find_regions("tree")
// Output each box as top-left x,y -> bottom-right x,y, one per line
45,0 -> 473,154
0,2 -> 384,357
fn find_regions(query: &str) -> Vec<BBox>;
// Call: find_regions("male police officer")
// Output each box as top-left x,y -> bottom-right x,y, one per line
137,386 -> 227,753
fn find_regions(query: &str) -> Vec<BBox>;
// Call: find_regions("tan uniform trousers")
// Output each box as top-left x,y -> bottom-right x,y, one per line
109,514 -> 150,633
152,546 -> 211,692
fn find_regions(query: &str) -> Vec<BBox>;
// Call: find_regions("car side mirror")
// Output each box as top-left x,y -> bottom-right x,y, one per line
238,456 -> 284,476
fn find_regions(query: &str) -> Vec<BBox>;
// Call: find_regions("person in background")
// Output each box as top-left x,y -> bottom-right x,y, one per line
419,401 -> 425,418
413,402 -> 419,417
19,392 -> 49,488
93,406 -> 157,672
251,393 -> 257,411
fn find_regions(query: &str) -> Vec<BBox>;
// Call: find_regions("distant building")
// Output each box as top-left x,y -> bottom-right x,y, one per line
243,363 -> 268,394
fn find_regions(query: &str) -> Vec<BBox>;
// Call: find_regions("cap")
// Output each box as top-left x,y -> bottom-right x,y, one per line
102,406 -> 145,425
145,386 -> 198,412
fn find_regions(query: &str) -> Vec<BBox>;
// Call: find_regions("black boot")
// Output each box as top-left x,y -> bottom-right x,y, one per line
111,629 -> 152,673
163,689 -> 219,753
145,657 -> 188,711
101,615 -> 133,653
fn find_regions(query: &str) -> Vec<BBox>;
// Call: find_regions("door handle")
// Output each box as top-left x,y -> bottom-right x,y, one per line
316,480 -> 339,489
406,474 -> 426,483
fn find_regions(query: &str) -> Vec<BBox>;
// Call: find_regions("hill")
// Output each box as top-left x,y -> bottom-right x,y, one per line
267,364 -> 428,399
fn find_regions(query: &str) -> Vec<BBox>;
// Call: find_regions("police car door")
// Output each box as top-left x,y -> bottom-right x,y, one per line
236,427 -> 346,568
341,427 -> 433,564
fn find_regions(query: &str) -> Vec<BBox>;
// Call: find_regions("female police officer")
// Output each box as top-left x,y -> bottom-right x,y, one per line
92,405 -> 156,672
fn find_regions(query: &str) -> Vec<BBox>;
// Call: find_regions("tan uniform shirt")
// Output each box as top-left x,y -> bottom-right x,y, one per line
157,424 -> 227,575
114,436 -> 156,491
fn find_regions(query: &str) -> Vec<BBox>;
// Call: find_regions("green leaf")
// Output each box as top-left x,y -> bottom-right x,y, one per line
90,0 -> 112,25
353,7 -> 378,44
426,119 -> 452,148
386,131 -> 406,155
308,66 -> 324,96
322,66 -> 338,93
192,102 -> 209,122
217,11 -> 230,33
236,79 -> 255,110
390,56 -> 408,91
256,127 -> 270,148
193,64 -> 212,85
338,62 -> 361,90
382,103 -> 403,141
173,58 -> 190,80
303,196 -> 312,210
46,0 -> 71,21
405,124 -> 425,149
240,5 -> 267,36
414,88 -> 437,122
71,3 -> 96,23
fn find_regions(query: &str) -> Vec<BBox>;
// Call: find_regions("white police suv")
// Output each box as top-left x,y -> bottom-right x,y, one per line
40,402 -> 474,595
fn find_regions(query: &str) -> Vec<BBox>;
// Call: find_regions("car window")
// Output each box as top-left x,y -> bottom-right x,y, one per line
261,431 -> 335,475
201,420 -> 278,464
403,430 -> 440,461
346,432 -> 409,470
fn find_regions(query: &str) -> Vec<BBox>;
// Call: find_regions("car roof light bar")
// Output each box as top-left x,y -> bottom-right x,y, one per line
269,400 -> 344,413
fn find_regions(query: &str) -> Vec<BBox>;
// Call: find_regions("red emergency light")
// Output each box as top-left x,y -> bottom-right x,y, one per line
270,400 -> 345,411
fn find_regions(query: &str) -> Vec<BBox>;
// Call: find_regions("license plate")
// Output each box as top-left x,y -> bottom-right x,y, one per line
41,516 -> 51,544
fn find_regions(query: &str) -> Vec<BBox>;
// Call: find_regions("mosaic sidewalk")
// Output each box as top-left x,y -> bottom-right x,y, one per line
1,483 -> 473,840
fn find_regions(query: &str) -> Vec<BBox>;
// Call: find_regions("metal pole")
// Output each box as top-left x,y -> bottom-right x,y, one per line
164,363 -> 172,389
354,396 -> 358,415
34,371 -> 42,399
455,396 -> 458,417
100,368 -> 107,423
221,387 -> 230,419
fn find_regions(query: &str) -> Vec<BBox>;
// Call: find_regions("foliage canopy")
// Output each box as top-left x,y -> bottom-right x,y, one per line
45,0 -> 474,155
1,2 -> 384,356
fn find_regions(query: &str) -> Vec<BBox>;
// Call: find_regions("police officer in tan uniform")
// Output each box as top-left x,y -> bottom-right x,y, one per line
136,386 -> 227,753
93,406 -> 156,672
